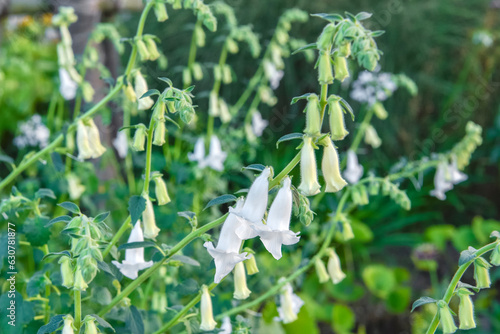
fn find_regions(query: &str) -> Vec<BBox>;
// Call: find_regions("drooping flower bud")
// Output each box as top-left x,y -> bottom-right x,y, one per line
298,137 -> 321,196
314,258 -> 329,283
76,121 -> 93,160
339,220 -> 354,241
490,244 -> 500,266
218,98 -> 231,123
61,314 -> 75,334
192,62 -> 203,81
112,221 -> 153,279
295,193 -> 315,226
83,315 -> 98,334
338,42 -> 351,58
316,23 -> 336,51
74,267 -> 88,291
327,248 -> 346,284
364,124 -> 382,148
59,256 -> 74,288
277,281 -> 304,324
372,102 -> 388,120
153,98 -> 166,121
333,55 -> 349,82
136,39 -> 151,62
132,125 -> 147,152
233,262 -> 251,300
134,72 -> 154,110
153,121 -> 166,146
473,257 -> 492,289
153,2 -> 168,22
322,139 -> 347,193
327,96 -> 349,141
222,64 -> 232,84
343,150 -> 363,184
457,288 -> 476,330
81,82 -> 95,103
303,94 -> 321,137
437,300 -> 457,334
209,91 -> 219,117
226,37 -> 239,53
182,68 -> 192,87
86,119 -> 106,158
142,197 -> 160,240
124,83 -> 136,102
144,37 -> 160,61
153,176 -> 171,205
80,255 -> 98,283
244,254 -> 259,275
318,51 -> 334,85
200,285 -> 217,331
66,173 -> 85,200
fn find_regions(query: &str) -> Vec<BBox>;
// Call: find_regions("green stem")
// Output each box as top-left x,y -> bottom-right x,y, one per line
97,214 -> 228,317
425,241 -> 499,334
207,44 -> 229,142
102,216 -> 132,258
74,290 -> 81,331
319,84 -> 329,124
143,119 -> 156,193
269,152 -> 301,189
232,67 -> 263,114
0,134 -> 64,192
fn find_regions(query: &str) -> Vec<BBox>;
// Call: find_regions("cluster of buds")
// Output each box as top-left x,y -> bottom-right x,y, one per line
136,35 -> 161,62
314,248 -> 346,284
76,119 -> 106,160
451,121 -> 483,170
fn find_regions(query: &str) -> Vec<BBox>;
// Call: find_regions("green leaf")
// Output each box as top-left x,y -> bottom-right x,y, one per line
411,296 -> 437,312
90,314 -> 115,332
158,77 -> 173,86
165,115 -> 180,129
386,287 -> 411,313
24,217 -> 51,247
42,250 -> 71,261
57,201 -> 80,214
311,13 -> 344,23
355,12 -> 372,21
459,248 -> 477,266
362,264 -> 396,299
291,93 -> 312,104
170,254 -> 200,266
339,98 -> 355,121
331,304 -> 355,332
140,89 -> 160,99
126,306 -> 144,334
93,212 -> 110,223
276,133 -> 304,148
292,42 -> 317,55
35,188 -> 56,199
0,155 -> 14,165
371,30 -> 385,37
204,194 -> 237,210
36,314 -> 65,334
45,215 -> 72,227
118,241 -> 157,251
242,164 -> 266,172
184,85 -> 195,93
178,211 -> 196,220
128,196 -> 147,225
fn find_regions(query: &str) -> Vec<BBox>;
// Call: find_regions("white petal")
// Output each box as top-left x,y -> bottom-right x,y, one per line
238,167 -> 270,224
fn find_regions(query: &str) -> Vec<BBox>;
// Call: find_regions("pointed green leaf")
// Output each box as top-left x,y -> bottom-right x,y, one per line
292,43 -> 317,55
57,201 -> 80,214
140,89 -> 160,99
94,212 -> 110,223
355,12 -> 372,21
46,215 -> 73,227
242,164 -> 266,172
118,241 -> 157,251
276,133 -> 304,148
311,13 -> 344,23
128,196 -> 147,226
204,194 -> 237,210
411,297 -> 437,312
291,93 -> 312,104
35,188 -> 56,199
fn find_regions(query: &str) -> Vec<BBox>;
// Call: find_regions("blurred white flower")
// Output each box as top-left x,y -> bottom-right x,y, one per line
430,158 -> 467,200
134,71 -> 154,110
200,285 -> 217,331
251,111 -> 269,137
66,173 -> 85,200
204,199 -> 250,283
343,150 -> 364,184
113,131 -> 128,158
327,248 -> 346,284
112,221 -> 153,279
220,317 -> 232,334
13,115 -> 50,149
350,70 -> 397,105
276,281 -> 304,324
59,68 -> 78,100
264,60 -> 284,90
188,136 -> 227,172
472,30 -> 493,48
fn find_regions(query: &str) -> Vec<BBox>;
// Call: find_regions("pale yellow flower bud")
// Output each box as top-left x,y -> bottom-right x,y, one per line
298,137 -> 321,196
322,139 -> 347,193
200,285 -> 217,331
328,96 -> 349,141
457,288 -> 476,330
142,197 -> 160,240
153,121 -> 166,146
303,94 -> 321,137
318,50 -> 334,85
86,119 -> 106,158
334,56 -> 349,82
314,258 -> 329,283
244,255 -> 259,275
233,262 -> 251,300
364,124 -> 382,148
153,176 -> 171,205
327,248 -> 346,284
76,121 -> 93,160
59,256 -> 74,289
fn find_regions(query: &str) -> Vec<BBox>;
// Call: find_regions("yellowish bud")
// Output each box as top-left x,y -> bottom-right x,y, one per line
298,137 -> 321,196
132,125 -> 147,151
142,197 -> 160,240
200,285 -> 217,331
333,56 -> 349,82
74,268 -> 88,291
136,39 -> 150,62
372,102 -> 388,120
145,38 -> 160,61
322,139 -> 347,193
328,96 -> 349,141
59,256 -> 74,289
327,248 -> 346,284
244,255 -> 259,275
318,51 -> 334,85
153,121 -> 166,146
457,288 -> 476,330
86,119 -> 106,158
314,258 -> 329,283
233,262 -> 251,300
153,176 -> 171,205
303,94 -> 321,137
364,124 -> 382,149
153,2 -> 168,22
473,257 -> 491,289
438,300 -> 457,334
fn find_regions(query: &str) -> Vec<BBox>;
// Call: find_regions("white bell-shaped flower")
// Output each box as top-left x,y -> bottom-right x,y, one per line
220,317 -> 232,334
76,121 -> 93,160
204,199 -> 250,283
251,111 -> 269,137
264,60 -> 284,90
235,167 -> 271,240
59,68 -> 78,100
200,285 -> 217,331
327,248 -> 346,284
135,71 -> 154,110
86,119 -> 106,158
233,262 -> 251,300
142,198 -> 160,240
449,156 -> 468,184
258,177 -> 300,260
298,137 -> 321,196
322,139 -> 347,193
112,221 -> 153,279
66,173 -> 85,200
206,135 -> 227,172
188,137 -> 207,167
276,281 -> 304,324
343,150 -> 364,184
364,124 -> 382,148
430,161 -> 454,200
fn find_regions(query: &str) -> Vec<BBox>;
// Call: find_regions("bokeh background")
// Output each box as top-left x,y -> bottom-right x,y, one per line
1,0 -> 500,333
